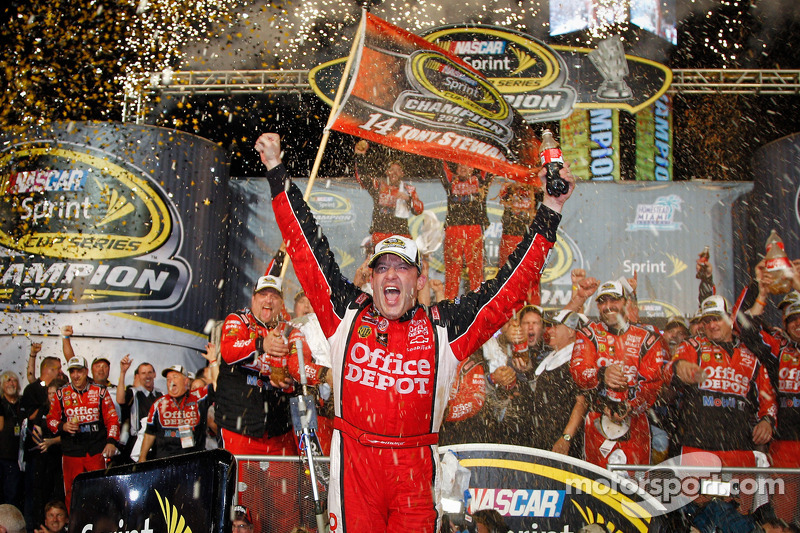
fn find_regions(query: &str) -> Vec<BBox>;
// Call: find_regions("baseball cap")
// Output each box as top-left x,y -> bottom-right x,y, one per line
544,309 -> 587,330
233,505 -> 252,525
783,301 -> 800,323
665,315 -> 690,332
596,280 -> 624,301
91,356 -> 111,366
67,356 -> 87,370
368,235 -> 421,272
778,290 -> 800,310
161,364 -> 188,378
689,308 -> 704,324
254,275 -> 282,296
700,295 -> 729,318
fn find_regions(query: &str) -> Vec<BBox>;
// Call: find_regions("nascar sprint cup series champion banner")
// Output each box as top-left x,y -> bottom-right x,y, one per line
313,22 -> 671,126
0,122 -> 230,384
329,12 -> 542,184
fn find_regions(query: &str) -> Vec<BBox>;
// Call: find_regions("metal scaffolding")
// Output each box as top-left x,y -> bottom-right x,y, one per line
124,68 -> 800,123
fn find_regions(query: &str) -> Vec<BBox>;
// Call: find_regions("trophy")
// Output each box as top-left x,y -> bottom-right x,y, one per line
589,35 -> 633,101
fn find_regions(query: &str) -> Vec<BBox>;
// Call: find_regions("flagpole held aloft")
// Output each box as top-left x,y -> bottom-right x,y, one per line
279,10 -> 367,280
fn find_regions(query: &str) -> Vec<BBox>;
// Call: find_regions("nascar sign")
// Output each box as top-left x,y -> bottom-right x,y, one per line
442,444 -> 666,532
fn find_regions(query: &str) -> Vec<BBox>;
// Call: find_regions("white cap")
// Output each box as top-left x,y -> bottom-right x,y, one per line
162,364 -> 188,378
368,235 -> 421,272
665,315 -> 690,332
67,356 -> 87,370
596,280 -> 624,301
778,291 -> 800,310
783,301 -> 800,323
700,295 -> 729,318
254,275 -> 283,296
544,309 -> 587,330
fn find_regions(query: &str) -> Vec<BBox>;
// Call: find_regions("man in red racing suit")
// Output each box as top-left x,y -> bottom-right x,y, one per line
256,132 -> 574,533
571,280 -> 667,468
216,274 -> 295,456
439,162 -> 492,299
47,356 -> 119,509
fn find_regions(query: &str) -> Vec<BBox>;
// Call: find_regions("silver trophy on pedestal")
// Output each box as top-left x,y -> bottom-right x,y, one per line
589,35 -> 633,101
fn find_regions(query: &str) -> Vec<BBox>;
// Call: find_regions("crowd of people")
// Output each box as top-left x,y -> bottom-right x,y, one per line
1,134 -> 798,533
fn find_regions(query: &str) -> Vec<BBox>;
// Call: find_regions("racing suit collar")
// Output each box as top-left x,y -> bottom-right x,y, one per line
70,382 -> 91,394
372,302 -> 421,322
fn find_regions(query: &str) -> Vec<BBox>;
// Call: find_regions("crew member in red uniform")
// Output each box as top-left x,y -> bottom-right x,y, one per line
439,162 -> 492,299
286,315 -> 335,455
667,295 -> 777,465
256,132 -> 574,533
47,356 -> 119,509
668,294 -> 778,513
737,292 -> 800,521
439,352 -> 487,446
216,274 -> 296,455
354,140 -> 424,244
138,365 -> 211,461
571,280 -> 667,468
498,181 -> 541,303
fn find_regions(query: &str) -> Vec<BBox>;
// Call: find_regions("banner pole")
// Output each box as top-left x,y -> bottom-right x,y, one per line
303,10 -> 365,201
279,11 -> 365,280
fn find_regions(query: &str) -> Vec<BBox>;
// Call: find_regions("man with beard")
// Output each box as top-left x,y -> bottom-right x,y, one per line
216,274 -> 295,455
571,280 -> 667,468
255,131 -> 574,533
138,365 -> 210,461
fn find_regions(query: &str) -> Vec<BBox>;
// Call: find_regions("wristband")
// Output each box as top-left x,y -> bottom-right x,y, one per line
755,298 -> 766,306
62,335 -> 70,339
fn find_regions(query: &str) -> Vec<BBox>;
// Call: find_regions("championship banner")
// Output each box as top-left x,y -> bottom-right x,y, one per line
0,121 -> 230,389
329,12 -> 542,184
635,94 -> 673,181
560,109 -> 621,181
312,25 -> 671,125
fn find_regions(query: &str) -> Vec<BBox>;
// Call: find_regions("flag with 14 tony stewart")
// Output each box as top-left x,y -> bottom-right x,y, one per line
329,11 -> 542,185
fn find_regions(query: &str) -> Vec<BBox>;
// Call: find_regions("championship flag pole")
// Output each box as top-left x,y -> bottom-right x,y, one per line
279,9 -> 367,279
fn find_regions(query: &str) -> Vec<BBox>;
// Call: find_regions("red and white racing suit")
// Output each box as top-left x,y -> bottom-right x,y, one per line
666,336 -> 778,462
440,163 -> 492,299
268,163 -> 559,533
287,327 -> 334,456
444,356 -> 486,423
216,310 -> 295,455
571,321 -> 667,468
740,325 -> 800,520
47,382 -> 119,508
